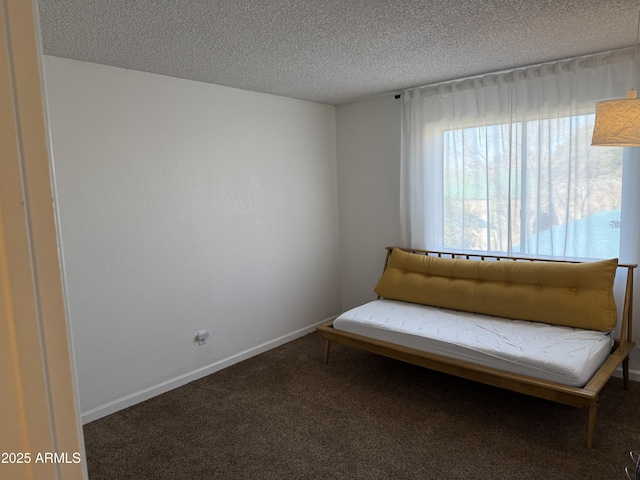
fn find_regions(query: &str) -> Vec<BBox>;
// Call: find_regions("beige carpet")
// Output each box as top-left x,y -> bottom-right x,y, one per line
83,331 -> 640,479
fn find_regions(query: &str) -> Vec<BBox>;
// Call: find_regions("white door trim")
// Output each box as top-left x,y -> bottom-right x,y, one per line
0,1 -> 86,478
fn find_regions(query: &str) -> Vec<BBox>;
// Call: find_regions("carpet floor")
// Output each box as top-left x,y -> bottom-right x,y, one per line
83,331 -> 640,479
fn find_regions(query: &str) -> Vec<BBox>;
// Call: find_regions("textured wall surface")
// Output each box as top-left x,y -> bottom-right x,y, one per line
43,56 -> 341,420
336,95 -> 401,311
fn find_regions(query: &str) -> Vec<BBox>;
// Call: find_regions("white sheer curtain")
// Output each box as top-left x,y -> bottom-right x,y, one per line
401,49 -> 639,261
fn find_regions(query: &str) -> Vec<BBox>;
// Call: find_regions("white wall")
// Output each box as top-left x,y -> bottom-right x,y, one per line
335,95 -> 401,311
42,56 -> 341,421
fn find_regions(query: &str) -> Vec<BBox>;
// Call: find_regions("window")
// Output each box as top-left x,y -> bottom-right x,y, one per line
442,114 -> 622,258
401,50 -> 632,260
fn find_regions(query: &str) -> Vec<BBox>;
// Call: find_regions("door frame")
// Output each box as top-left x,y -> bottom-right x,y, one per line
0,1 -> 86,478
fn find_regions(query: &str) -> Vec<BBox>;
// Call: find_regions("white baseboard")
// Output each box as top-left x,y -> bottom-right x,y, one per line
81,316 -> 336,424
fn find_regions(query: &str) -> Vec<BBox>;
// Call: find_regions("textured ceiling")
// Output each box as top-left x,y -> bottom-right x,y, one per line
37,0 -> 640,105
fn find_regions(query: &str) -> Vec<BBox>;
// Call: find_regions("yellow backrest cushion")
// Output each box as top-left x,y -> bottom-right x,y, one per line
374,248 -> 618,331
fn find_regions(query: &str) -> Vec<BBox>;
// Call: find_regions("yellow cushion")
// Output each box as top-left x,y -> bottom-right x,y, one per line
374,248 -> 618,331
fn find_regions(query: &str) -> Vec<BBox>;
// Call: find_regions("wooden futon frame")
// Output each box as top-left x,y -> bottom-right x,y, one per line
317,247 -> 636,448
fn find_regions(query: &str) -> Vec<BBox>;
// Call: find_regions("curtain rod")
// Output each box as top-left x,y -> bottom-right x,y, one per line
392,47 -> 634,100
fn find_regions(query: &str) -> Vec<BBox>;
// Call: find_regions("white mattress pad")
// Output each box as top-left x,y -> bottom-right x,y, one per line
333,299 -> 613,387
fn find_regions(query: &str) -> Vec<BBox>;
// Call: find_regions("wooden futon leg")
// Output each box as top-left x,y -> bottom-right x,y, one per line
324,339 -> 331,364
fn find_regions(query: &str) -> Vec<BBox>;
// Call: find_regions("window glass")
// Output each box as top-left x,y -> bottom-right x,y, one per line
442,114 -> 622,258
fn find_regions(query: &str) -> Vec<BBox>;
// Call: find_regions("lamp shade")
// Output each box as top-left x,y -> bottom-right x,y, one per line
592,90 -> 640,146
